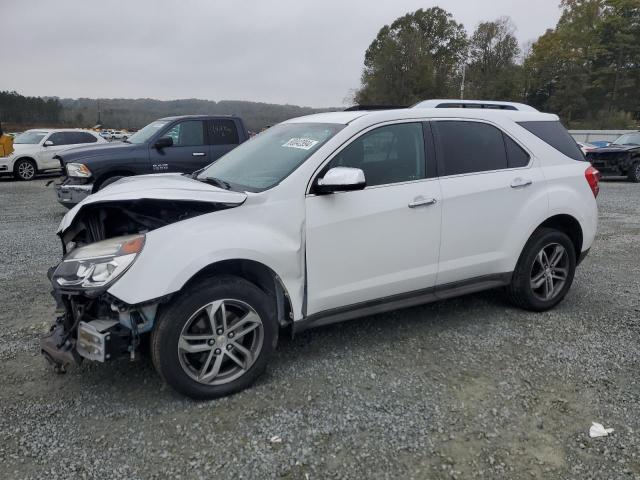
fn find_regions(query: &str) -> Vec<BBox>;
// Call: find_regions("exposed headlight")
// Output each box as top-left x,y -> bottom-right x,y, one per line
53,234 -> 145,289
66,163 -> 92,177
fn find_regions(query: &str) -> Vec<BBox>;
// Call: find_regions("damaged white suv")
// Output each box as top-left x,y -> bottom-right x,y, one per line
42,107 -> 599,399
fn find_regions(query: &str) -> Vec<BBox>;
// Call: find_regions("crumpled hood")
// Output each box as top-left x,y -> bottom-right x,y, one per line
58,173 -> 247,233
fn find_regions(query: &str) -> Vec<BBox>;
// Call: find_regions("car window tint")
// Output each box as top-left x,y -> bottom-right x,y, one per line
435,121 -> 508,175
518,121 -> 583,161
328,122 -> 426,187
47,132 -> 76,146
68,132 -> 98,144
503,134 -> 530,168
164,121 -> 205,147
210,119 -> 239,145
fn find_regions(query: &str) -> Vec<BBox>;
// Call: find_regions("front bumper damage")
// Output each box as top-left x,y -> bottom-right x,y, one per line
54,179 -> 93,208
40,267 -> 161,372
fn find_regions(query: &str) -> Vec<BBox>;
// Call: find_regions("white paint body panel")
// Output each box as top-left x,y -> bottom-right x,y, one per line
57,107 -> 598,323
305,178 -> 442,314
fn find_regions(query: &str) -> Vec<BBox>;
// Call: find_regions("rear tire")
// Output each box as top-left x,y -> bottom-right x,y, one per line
507,228 -> 576,312
627,162 -> 640,183
14,158 -> 37,181
151,275 -> 278,399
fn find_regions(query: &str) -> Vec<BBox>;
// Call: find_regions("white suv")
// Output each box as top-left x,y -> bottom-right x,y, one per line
1,129 -> 106,180
42,107 -> 599,399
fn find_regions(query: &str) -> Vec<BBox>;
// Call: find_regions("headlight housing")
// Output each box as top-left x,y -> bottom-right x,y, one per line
53,234 -> 145,289
66,162 -> 92,178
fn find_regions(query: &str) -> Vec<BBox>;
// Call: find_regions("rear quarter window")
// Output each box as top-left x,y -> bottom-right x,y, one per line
518,121 -> 584,161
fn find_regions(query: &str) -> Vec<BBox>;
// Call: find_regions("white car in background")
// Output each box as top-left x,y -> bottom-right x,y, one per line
110,130 -> 127,140
0,129 -> 107,180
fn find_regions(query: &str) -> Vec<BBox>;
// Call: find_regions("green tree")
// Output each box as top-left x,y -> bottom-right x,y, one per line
466,17 -> 523,100
355,7 -> 468,105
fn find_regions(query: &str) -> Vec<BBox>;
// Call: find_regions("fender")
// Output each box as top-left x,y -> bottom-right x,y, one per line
107,196 -> 307,319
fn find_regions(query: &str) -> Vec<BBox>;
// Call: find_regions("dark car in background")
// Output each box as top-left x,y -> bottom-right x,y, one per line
586,131 -> 640,182
55,115 -> 249,207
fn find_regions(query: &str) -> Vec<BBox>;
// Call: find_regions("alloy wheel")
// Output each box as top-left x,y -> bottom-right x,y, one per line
530,243 -> 569,301
18,161 -> 35,180
177,299 -> 264,385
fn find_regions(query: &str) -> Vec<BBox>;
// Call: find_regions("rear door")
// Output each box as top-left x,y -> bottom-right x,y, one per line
149,120 -> 208,173
208,119 -> 241,164
432,119 -> 548,285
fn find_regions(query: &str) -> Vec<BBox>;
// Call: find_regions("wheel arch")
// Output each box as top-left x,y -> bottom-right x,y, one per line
93,170 -> 135,191
533,214 -> 583,259
13,156 -> 37,170
180,259 -> 294,329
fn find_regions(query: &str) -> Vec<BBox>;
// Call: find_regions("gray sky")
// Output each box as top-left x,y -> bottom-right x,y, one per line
0,0 -> 561,107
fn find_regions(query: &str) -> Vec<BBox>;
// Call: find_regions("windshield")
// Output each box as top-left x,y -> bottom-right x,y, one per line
125,120 -> 170,144
197,122 -> 344,191
14,131 -> 48,144
613,133 -> 640,146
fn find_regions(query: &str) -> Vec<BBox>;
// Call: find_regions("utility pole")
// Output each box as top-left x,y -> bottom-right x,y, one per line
460,64 -> 466,100
97,99 -> 101,125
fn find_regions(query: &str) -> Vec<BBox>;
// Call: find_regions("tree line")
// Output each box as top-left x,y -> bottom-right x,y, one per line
0,92 -> 328,132
0,91 -> 63,126
355,0 -> 640,128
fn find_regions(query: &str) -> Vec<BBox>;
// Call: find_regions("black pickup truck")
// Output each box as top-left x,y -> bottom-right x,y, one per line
586,131 -> 640,182
55,115 -> 249,207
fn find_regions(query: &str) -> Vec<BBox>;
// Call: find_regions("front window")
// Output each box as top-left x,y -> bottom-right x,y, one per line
613,133 -> 640,146
125,120 -> 170,144
197,123 -> 344,192
14,131 -> 48,144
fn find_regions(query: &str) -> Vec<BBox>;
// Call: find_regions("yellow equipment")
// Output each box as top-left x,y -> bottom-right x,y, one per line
0,133 -> 13,158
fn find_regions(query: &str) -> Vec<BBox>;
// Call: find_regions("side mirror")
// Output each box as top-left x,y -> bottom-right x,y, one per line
315,167 -> 366,194
154,136 -> 173,149
43,140 -> 54,147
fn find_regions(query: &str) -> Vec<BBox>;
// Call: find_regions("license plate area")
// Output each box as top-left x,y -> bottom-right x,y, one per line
77,320 -> 118,362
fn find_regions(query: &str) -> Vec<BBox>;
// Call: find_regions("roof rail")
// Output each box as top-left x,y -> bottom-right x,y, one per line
412,99 -> 538,112
344,105 -> 408,111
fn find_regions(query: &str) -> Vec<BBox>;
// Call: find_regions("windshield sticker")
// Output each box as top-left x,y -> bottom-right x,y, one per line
282,138 -> 319,150
151,122 -> 168,128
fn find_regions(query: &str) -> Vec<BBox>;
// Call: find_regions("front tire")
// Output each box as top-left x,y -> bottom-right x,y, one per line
507,228 -> 576,311
627,161 -> 640,183
151,275 -> 278,399
14,158 -> 37,181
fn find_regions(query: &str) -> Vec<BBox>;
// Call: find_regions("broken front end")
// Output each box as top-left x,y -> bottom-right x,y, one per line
41,198 -> 232,371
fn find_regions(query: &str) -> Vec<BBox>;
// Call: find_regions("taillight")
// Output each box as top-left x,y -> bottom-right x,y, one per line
585,165 -> 600,198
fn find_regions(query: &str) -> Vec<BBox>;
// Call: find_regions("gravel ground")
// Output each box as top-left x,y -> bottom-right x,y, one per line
0,175 -> 639,480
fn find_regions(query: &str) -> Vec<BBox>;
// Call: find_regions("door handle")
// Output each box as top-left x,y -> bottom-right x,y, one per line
408,197 -> 437,208
192,152 -> 206,156
510,178 -> 532,188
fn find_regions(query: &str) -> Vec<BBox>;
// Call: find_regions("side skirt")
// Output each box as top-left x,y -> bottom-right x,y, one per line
293,272 -> 512,334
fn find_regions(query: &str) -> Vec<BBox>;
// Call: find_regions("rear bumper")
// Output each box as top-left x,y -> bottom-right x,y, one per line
55,181 -> 93,207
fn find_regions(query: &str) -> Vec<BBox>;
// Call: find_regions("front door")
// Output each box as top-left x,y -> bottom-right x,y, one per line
150,120 -> 208,173
305,122 -> 442,315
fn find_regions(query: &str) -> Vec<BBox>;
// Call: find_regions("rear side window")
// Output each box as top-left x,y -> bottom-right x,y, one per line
68,132 -> 98,144
434,121 -> 507,175
518,121 -> 583,161
503,134 -> 530,168
210,119 -> 239,145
